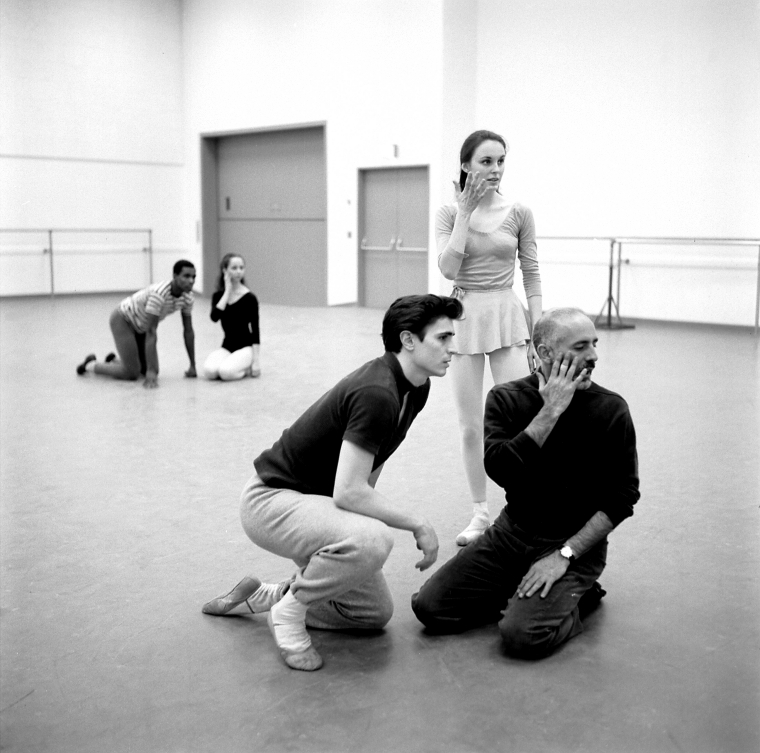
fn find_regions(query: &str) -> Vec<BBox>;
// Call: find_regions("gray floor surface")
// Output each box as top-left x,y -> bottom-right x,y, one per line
1,294 -> 758,753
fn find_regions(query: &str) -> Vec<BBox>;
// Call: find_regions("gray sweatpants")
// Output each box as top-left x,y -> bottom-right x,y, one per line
240,473 -> 395,631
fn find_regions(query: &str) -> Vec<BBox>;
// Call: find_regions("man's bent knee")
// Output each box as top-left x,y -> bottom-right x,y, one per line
499,615 -> 560,659
356,525 -> 394,571
410,588 -> 465,633
372,594 -> 394,629
410,588 -> 432,625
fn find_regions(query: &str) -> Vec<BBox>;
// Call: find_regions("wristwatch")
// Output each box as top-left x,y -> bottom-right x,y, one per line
559,545 -> 575,562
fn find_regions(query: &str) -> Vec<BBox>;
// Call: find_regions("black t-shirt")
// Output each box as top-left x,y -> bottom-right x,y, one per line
210,291 -> 260,352
254,352 -> 430,496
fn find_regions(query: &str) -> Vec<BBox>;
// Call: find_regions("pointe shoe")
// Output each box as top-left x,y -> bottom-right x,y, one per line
267,611 -> 323,671
455,513 -> 490,546
201,576 -> 288,616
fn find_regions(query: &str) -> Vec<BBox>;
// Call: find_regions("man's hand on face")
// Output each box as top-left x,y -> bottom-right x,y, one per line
536,352 -> 588,417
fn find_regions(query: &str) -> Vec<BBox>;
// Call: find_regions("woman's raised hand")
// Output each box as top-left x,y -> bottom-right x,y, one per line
223,269 -> 233,291
456,171 -> 488,215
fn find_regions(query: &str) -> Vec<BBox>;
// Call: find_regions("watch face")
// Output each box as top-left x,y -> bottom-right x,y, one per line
560,546 -> 573,559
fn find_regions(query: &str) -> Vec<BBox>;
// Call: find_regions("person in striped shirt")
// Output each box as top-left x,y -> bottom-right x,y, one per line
76,259 -> 197,389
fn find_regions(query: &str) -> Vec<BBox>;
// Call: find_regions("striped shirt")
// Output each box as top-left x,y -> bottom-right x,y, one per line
119,281 -> 194,333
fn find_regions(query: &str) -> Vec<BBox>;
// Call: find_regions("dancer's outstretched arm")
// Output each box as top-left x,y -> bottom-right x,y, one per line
333,441 -> 438,571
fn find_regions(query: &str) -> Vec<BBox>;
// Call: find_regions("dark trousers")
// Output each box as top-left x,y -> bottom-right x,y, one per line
412,514 -> 607,658
134,331 -> 147,376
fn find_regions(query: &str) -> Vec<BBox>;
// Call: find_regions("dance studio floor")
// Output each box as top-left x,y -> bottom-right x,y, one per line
1,294 -> 758,753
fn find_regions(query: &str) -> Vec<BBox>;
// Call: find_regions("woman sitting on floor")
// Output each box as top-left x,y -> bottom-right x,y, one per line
203,253 -> 261,381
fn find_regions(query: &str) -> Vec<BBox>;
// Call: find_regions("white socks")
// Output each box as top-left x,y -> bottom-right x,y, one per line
456,503 -> 490,546
472,502 -> 489,518
268,591 -> 311,653
246,580 -> 288,613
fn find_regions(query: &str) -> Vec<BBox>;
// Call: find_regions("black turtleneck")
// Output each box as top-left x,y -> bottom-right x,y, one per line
484,373 -> 640,540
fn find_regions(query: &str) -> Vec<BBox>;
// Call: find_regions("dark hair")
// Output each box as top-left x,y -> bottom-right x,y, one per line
173,259 -> 196,275
458,130 -> 508,190
382,294 -> 463,353
215,253 -> 246,292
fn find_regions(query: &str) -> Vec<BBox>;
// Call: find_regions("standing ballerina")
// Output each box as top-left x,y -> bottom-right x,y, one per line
202,254 -> 261,381
437,130 -> 543,545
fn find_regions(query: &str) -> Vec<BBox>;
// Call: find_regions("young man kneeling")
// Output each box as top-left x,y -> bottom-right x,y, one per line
202,294 -> 462,671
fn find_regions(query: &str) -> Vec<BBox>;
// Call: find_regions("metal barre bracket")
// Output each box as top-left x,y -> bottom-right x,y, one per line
595,239 -> 635,330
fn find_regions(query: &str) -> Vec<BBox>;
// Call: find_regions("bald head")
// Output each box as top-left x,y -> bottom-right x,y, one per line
532,308 -> 598,390
532,308 -> 591,351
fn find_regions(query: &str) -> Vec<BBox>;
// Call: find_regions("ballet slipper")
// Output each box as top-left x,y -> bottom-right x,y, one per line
76,353 -> 96,375
201,576 -> 288,616
267,611 -> 323,671
455,513 -> 490,546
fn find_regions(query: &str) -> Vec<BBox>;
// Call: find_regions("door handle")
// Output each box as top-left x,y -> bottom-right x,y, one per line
361,238 -> 398,252
360,238 -> 399,250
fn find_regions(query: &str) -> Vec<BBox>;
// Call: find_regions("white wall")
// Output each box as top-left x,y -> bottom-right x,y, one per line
181,0 -> 446,304
436,0 -> 478,294
3,0 -> 757,324
0,0 -> 185,294
476,0 -> 760,325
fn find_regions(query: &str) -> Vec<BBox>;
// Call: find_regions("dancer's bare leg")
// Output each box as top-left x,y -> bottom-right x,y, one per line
488,343 -> 529,385
449,353 -> 491,545
449,345 -> 530,545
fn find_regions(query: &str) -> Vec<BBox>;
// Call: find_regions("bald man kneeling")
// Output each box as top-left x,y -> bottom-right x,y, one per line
412,307 -> 640,659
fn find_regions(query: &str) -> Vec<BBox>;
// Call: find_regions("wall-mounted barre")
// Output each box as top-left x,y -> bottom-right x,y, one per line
537,235 -> 760,335
0,228 -> 153,295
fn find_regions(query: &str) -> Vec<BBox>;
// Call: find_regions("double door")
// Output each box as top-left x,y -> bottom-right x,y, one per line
358,167 -> 429,309
212,126 -> 327,306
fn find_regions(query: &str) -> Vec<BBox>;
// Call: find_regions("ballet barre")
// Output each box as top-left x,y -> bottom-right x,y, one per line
537,235 -> 760,335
